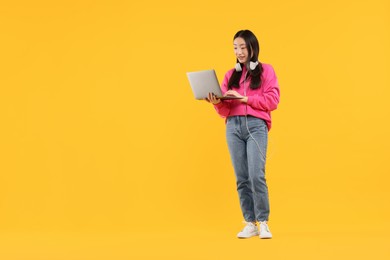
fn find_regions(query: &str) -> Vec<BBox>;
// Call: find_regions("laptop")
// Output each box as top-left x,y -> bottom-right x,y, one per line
186,70 -> 242,100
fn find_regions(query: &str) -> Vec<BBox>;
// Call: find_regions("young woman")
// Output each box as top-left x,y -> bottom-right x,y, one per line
206,30 -> 280,239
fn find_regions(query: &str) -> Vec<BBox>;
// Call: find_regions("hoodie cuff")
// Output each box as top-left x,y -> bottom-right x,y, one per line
247,96 -> 254,106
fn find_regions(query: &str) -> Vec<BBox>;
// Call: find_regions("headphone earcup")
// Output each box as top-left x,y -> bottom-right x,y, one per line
235,63 -> 242,72
249,61 -> 259,70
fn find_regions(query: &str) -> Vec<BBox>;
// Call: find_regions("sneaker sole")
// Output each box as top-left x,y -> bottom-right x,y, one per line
237,232 -> 259,239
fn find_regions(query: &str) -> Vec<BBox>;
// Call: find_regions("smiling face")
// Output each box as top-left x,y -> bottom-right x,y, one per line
234,37 -> 250,64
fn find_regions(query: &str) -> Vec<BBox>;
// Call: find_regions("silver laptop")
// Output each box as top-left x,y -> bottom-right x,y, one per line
186,70 -> 242,100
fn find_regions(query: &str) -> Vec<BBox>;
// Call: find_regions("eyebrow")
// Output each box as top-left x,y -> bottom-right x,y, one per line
234,43 -> 246,47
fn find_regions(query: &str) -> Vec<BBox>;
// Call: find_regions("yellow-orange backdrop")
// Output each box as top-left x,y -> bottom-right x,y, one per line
0,0 -> 389,258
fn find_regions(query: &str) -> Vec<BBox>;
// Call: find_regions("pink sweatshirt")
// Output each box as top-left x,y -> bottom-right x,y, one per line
214,63 -> 280,131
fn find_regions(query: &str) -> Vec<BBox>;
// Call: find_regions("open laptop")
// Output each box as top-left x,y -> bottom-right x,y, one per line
186,70 -> 242,100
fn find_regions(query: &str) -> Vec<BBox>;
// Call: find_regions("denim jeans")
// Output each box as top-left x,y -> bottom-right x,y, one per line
226,115 -> 270,222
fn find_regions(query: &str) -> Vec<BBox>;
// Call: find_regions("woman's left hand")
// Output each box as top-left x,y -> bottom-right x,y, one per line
224,90 -> 248,103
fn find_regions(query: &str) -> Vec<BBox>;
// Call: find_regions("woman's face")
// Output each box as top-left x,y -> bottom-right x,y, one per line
234,37 -> 249,64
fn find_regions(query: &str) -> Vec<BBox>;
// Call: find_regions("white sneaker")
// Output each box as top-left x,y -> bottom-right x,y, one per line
259,221 -> 272,239
237,222 -> 259,238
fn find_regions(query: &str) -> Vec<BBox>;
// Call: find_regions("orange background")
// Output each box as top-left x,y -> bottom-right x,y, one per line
0,0 -> 389,259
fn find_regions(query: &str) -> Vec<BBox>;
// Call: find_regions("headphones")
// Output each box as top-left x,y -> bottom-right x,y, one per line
235,61 -> 259,72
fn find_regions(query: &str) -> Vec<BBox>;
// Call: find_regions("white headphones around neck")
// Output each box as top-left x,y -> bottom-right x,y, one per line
235,61 -> 259,72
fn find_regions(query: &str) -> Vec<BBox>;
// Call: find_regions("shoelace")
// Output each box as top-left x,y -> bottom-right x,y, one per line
259,222 -> 270,232
242,221 -> 257,232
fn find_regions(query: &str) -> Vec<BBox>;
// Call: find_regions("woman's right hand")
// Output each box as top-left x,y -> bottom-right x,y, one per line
205,92 -> 221,105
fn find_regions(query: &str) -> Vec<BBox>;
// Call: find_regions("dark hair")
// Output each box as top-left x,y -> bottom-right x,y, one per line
228,30 -> 263,90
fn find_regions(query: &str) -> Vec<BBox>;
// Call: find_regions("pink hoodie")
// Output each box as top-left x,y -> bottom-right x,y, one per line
214,63 -> 280,131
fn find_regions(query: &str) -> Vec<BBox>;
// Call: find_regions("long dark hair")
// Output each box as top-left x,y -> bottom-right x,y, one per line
228,30 -> 263,90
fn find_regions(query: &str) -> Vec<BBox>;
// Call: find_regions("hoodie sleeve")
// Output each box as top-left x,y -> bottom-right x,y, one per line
213,71 -> 232,118
247,64 -> 280,111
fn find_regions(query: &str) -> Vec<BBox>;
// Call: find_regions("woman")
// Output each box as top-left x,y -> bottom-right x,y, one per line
206,30 -> 280,239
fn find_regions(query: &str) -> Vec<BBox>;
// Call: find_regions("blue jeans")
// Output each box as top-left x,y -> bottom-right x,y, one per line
226,116 -> 270,222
